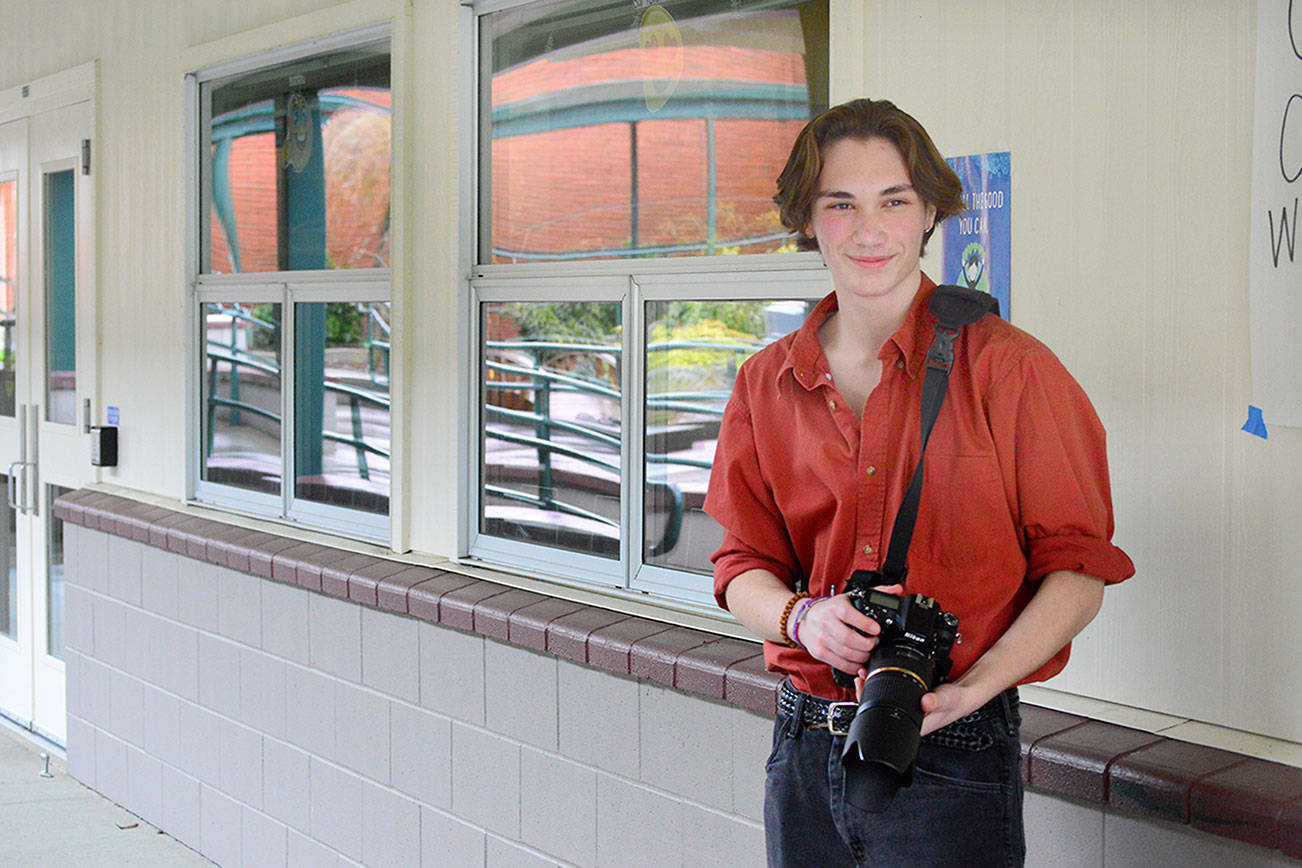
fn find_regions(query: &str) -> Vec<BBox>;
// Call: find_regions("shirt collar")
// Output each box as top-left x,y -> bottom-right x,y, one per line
779,273 -> 938,390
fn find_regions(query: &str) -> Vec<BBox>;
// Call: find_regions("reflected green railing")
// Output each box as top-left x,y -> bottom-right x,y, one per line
483,337 -> 761,556
204,302 -> 390,484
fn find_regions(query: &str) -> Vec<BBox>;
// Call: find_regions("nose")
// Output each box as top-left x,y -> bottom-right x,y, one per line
850,210 -> 886,244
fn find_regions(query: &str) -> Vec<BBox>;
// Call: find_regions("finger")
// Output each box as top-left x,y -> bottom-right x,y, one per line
831,601 -> 882,636
871,583 -> 905,595
824,632 -> 878,668
810,598 -> 880,643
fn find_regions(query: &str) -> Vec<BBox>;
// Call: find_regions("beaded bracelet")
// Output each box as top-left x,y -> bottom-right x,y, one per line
778,591 -> 811,648
789,596 -> 822,649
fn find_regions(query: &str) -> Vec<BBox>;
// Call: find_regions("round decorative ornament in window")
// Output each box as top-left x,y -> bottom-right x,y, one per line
639,5 -> 682,113
284,91 -> 313,173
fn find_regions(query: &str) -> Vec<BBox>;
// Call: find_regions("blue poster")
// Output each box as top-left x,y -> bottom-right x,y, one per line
942,152 -> 1011,319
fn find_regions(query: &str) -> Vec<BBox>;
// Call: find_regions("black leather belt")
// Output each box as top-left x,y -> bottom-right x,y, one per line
778,680 -> 1016,746
778,681 -> 861,734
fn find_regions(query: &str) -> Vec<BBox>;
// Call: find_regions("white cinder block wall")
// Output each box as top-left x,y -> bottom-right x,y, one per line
62,523 -> 770,866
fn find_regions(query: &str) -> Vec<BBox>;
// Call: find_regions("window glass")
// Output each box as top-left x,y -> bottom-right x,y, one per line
643,298 -> 813,572
44,169 -> 76,424
47,484 -> 71,660
0,178 -> 16,418
481,0 -> 827,264
293,302 -> 390,515
204,41 -> 391,273
201,302 -> 282,496
482,301 -> 622,558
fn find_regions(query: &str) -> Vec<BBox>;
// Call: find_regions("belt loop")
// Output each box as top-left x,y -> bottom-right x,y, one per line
788,689 -> 807,737
999,687 -> 1018,736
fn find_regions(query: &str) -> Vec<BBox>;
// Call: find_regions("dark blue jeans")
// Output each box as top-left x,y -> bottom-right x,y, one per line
764,688 -> 1024,867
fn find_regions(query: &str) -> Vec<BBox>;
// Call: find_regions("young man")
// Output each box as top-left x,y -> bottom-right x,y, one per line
704,98 -> 1134,866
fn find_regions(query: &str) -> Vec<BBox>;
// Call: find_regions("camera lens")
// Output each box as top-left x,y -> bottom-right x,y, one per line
839,647 -> 936,811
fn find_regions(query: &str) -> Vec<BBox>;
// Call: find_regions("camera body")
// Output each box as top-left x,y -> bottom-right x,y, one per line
832,571 -> 958,691
835,570 -> 960,811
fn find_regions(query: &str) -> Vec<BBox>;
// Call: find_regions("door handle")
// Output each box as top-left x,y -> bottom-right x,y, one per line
6,460 -> 18,510
19,461 -> 30,514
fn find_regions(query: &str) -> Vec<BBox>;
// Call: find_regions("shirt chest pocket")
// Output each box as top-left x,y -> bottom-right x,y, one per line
913,453 -> 1012,570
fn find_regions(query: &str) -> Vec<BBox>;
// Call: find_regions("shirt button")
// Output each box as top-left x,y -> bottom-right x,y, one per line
865,465 -> 877,476
862,544 -> 874,555
828,400 -> 837,410
896,359 -> 905,369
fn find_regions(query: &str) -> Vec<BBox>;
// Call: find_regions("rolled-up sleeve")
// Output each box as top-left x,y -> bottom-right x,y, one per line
703,377 -> 802,609
989,344 -> 1135,585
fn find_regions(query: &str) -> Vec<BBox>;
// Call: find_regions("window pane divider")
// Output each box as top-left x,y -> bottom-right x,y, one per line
196,269 -> 391,289
472,251 -> 824,282
621,275 -> 641,590
280,284 -> 296,522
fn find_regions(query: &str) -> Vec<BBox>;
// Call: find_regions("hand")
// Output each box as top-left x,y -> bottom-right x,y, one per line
852,672 -> 991,737
798,584 -> 903,677
918,682 -> 988,736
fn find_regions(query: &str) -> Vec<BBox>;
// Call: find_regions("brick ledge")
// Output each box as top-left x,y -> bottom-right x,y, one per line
54,489 -> 1302,861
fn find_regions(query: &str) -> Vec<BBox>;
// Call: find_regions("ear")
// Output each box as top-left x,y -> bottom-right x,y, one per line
924,203 -> 937,234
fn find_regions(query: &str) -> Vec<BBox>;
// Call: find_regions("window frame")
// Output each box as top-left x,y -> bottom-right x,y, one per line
186,25 -> 394,544
468,261 -> 828,612
462,0 -> 832,614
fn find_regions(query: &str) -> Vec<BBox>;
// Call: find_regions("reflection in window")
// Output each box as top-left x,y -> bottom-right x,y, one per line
482,301 -> 622,558
204,41 -> 391,273
47,484 -> 71,660
202,302 -> 282,496
481,0 -> 828,264
0,178 -> 16,418
45,169 -> 76,425
294,302 -> 390,515
643,299 -> 813,572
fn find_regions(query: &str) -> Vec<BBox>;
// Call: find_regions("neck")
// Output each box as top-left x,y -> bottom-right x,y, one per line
829,274 -> 923,359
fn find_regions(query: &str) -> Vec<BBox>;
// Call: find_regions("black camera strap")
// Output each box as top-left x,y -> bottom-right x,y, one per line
878,286 -> 998,583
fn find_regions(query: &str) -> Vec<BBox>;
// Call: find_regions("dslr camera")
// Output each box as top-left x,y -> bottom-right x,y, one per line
832,570 -> 959,811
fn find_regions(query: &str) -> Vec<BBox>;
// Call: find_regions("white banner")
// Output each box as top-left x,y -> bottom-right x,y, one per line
1249,0 -> 1302,430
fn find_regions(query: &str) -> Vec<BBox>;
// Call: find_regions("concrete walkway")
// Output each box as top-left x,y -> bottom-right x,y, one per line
0,723 -> 212,867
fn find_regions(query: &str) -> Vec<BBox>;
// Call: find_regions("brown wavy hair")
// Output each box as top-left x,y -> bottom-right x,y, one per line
775,98 -> 964,254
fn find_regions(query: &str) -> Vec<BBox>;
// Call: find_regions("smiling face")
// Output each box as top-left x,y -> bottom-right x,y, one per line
807,136 -> 936,306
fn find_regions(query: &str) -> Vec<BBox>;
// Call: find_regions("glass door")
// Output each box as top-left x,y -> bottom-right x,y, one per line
0,97 -> 94,746
0,117 -> 31,730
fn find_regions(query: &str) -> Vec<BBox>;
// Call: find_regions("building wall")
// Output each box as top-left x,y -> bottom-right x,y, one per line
63,517 -> 1302,867
62,521 -> 770,866
839,1 -> 1302,740
0,0 -> 1297,794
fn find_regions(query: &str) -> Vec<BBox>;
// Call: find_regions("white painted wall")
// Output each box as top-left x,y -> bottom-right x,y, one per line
839,1 -> 1302,742
0,0 -> 1298,743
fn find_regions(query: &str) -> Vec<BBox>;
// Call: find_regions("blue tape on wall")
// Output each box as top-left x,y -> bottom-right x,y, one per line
1242,405 -> 1269,439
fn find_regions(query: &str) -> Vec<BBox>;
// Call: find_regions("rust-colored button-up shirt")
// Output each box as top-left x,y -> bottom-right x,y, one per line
704,276 -> 1134,700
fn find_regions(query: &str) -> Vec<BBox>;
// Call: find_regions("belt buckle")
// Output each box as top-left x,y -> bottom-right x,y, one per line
817,701 -> 857,736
